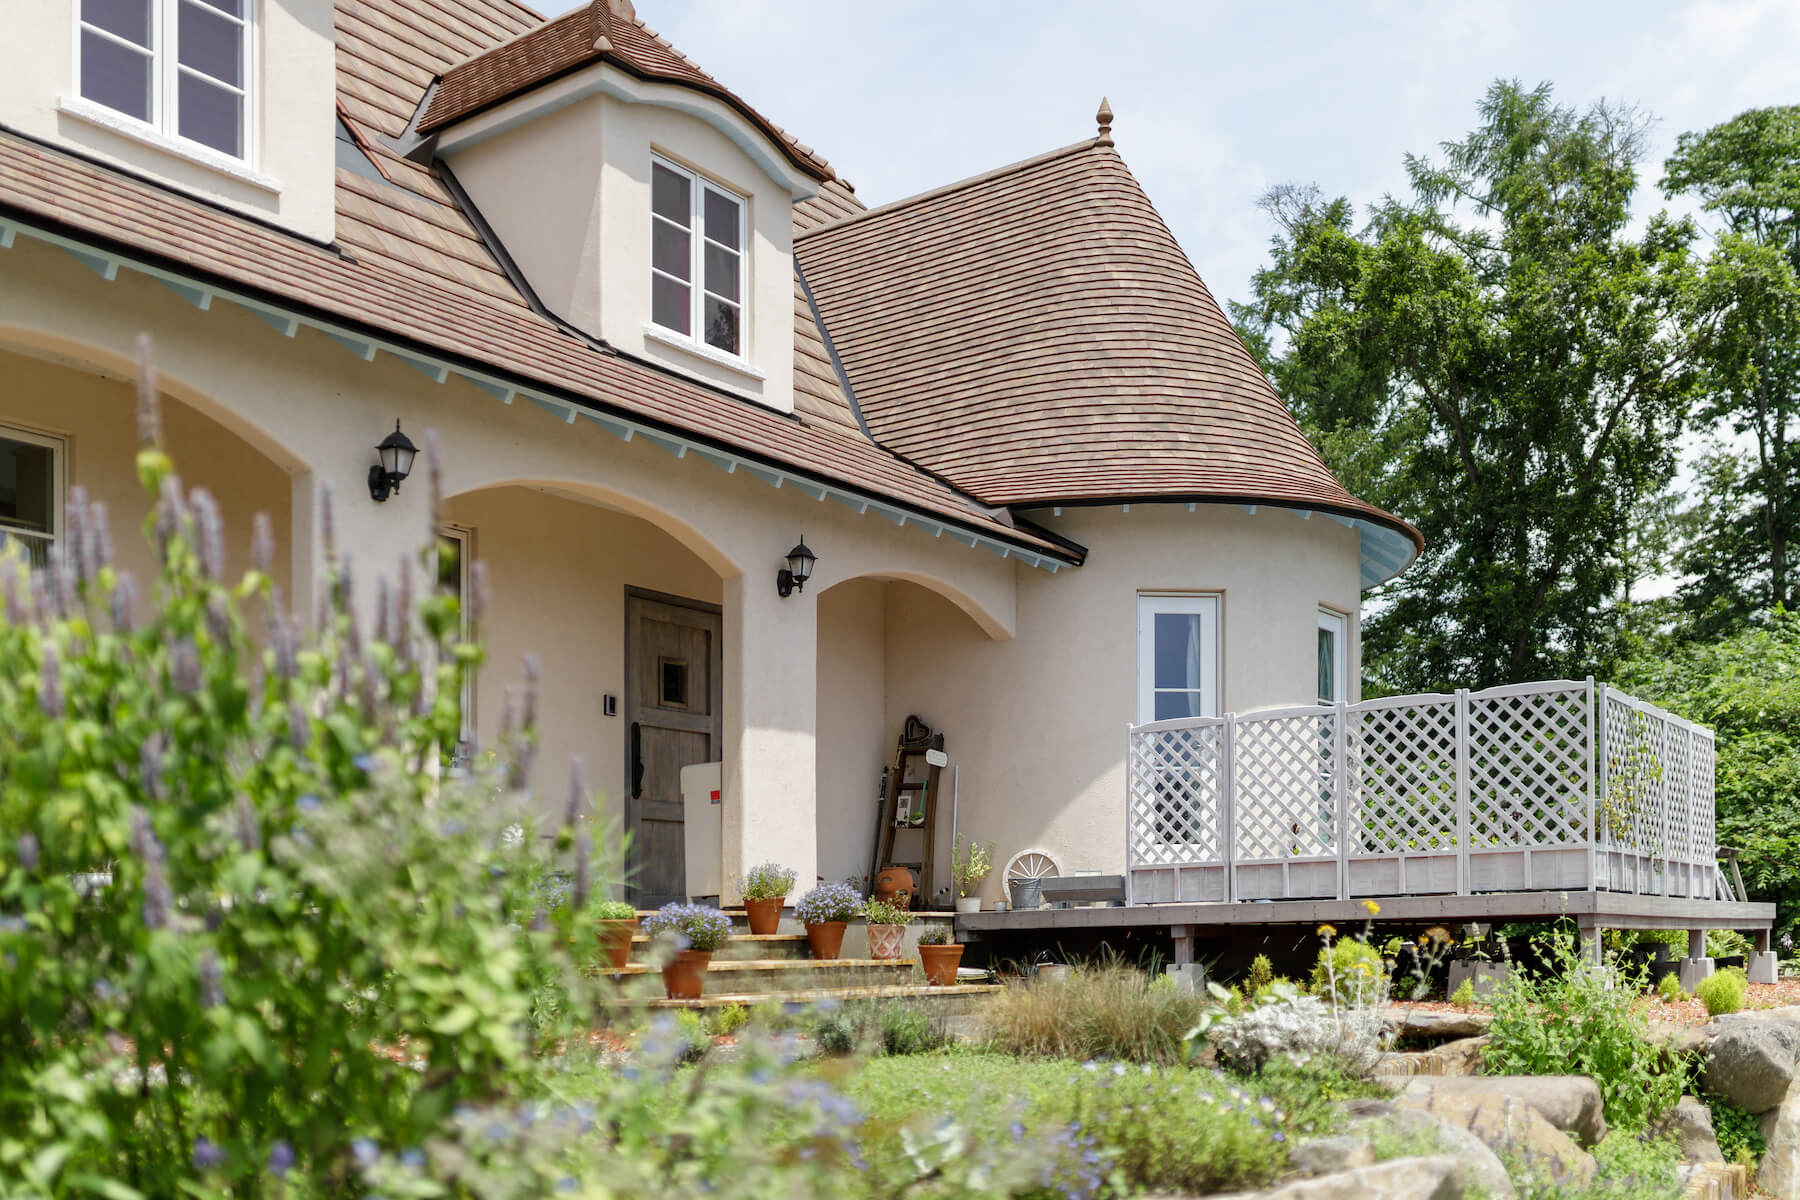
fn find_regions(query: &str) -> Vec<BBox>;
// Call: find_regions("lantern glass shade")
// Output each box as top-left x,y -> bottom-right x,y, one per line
376,422 -> 418,480
785,538 -> 816,587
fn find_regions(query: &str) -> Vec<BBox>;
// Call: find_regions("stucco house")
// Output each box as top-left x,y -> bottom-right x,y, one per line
0,0 -> 1422,908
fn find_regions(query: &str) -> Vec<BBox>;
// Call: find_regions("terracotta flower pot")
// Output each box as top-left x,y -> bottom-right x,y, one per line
805,920 -> 848,960
919,942 -> 965,986
661,949 -> 713,1000
868,923 -> 906,961
744,896 -> 785,936
597,918 -> 638,970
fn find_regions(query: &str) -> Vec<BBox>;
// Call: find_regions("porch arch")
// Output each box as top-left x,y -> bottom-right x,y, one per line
815,566 -> 1013,643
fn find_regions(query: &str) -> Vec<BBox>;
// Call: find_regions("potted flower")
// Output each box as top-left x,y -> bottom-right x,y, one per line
950,835 -> 994,915
917,924 -> 964,985
795,880 -> 861,960
641,903 -> 731,999
740,862 -> 797,936
594,898 -> 639,970
862,897 -> 914,961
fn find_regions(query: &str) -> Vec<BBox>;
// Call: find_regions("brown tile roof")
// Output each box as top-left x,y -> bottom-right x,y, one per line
415,1 -> 834,182
0,0 -> 1070,565
795,139 -> 1418,547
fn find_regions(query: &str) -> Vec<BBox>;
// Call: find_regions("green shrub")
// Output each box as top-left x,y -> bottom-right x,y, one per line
1709,929 -> 1754,960
1310,937 -> 1389,1006
0,352 -> 614,1195
811,1007 -> 859,1056
1705,1093 -> 1767,1167
594,898 -> 637,921
862,898 -> 914,926
981,960 -> 1205,1064
1483,931 -> 1681,1131
1245,953 -> 1274,995
673,1009 -> 712,1062
1656,971 -> 1684,1003
1696,967 -> 1747,1015
878,1002 -> 951,1056
705,1003 -> 749,1038
1451,977 -> 1476,1009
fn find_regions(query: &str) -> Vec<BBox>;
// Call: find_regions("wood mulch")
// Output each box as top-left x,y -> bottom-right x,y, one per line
1384,978 -> 1800,1029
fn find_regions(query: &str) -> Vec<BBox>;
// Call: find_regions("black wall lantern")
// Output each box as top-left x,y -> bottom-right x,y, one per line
368,420 -> 418,502
776,537 -> 817,597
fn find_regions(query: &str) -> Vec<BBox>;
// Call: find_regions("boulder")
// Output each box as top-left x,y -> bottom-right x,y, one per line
1760,1078 -> 1800,1198
1347,1106 -> 1515,1200
1399,1091 -> 1597,1186
1432,1035 -> 1489,1077
1706,1020 -> 1800,1114
1647,1023 -> 1711,1057
1262,1155 -> 1465,1200
1287,1136 -> 1374,1176
1649,1095 -> 1723,1165
1334,1097 -> 1396,1120
1400,1075 -> 1607,1147
1389,1009 -> 1493,1041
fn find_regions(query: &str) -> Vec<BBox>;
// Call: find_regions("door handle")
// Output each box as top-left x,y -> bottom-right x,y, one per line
630,722 -> 644,799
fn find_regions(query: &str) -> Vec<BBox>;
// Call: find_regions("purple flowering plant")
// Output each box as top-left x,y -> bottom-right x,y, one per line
642,902 -> 732,952
795,880 -> 863,925
741,861 -> 797,902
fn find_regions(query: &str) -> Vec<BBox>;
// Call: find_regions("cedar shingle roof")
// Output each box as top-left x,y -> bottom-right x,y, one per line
0,0 -> 1070,564
416,1 -> 834,182
795,139 -> 1418,547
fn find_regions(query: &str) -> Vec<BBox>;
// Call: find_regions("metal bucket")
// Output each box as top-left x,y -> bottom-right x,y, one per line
1008,877 -> 1043,910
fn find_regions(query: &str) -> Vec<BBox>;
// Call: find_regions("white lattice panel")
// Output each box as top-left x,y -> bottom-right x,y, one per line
1467,686 -> 1589,850
1232,710 -> 1338,862
1348,699 -> 1458,854
1127,723 -> 1226,868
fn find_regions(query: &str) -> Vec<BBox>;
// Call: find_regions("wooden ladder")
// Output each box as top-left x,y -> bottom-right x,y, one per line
869,715 -> 945,908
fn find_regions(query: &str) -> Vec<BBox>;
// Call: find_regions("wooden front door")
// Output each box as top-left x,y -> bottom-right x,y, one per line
625,590 -> 723,906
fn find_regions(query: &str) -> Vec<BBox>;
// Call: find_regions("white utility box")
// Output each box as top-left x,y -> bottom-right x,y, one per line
680,761 -> 724,900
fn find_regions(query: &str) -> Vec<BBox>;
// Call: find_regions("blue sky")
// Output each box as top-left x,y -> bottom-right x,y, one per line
544,1 -> 1799,315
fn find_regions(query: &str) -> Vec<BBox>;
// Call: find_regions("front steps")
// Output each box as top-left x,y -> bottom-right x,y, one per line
614,913 -> 1000,1015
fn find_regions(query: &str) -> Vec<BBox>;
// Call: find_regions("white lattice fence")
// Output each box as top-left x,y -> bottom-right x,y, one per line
1124,677 -> 1717,904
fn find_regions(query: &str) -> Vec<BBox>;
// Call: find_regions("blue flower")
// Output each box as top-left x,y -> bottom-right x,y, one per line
400,1148 -> 425,1168
351,1138 -> 379,1168
267,1140 -> 295,1176
192,1138 -> 224,1170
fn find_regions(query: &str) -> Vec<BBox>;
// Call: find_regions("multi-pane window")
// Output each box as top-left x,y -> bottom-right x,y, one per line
0,426 -> 65,570
1136,594 -> 1220,723
78,0 -> 252,160
1317,609 -> 1347,705
650,158 -> 744,357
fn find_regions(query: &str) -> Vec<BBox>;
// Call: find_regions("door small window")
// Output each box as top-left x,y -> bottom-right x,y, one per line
77,0 -> 253,161
0,425 -> 65,570
1136,594 -> 1220,723
1317,609 -> 1347,704
650,157 -> 744,357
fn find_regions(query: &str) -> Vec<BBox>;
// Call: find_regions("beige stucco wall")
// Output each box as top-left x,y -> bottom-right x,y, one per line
441,486 -> 721,831
0,350 -> 292,597
815,577 -> 887,888
445,66 -> 798,414
864,505 -> 1363,903
0,234 -> 1025,902
0,0 -> 337,242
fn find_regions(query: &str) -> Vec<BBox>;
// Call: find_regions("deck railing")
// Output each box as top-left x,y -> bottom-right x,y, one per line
1125,679 -> 1716,905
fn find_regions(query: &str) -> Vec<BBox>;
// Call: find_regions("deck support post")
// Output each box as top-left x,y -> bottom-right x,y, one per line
1680,927 -> 1715,991
1576,917 -> 1603,970
1171,925 -> 1195,967
1750,927 -> 1779,983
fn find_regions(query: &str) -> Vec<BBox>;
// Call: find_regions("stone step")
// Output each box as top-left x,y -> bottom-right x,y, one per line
628,933 -> 811,962
610,957 -> 918,995
641,982 -> 1001,1016
1681,1162 -> 1749,1200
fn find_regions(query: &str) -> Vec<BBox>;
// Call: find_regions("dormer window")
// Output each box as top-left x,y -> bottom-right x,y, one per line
77,0 -> 252,161
650,157 -> 744,357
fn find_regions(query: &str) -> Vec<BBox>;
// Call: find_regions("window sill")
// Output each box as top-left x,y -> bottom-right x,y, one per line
57,95 -> 281,195
643,324 -> 766,383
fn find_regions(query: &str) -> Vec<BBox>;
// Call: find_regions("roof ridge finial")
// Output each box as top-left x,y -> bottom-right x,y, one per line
1095,97 -> 1114,146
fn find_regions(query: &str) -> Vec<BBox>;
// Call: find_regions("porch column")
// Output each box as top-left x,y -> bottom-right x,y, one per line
720,571 -> 817,905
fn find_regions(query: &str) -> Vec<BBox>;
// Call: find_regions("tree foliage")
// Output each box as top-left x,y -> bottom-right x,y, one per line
1662,106 -> 1800,633
1236,81 -> 1700,692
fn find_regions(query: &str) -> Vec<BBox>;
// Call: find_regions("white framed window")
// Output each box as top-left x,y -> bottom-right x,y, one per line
0,425 -> 65,570
434,525 -> 475,752
1317,608 -> 1347,705
76,0 -> 253,162
650,157 -> 745,358
1136,593 -> 1220,723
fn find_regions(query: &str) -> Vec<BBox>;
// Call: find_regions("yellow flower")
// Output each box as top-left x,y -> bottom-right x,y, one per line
1317,924 -> 1337,938
1362,899 -> 1381,916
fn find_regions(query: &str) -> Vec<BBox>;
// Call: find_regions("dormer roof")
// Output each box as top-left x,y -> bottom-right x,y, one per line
415,0 -> 835,183
795,137 -> 1420,562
